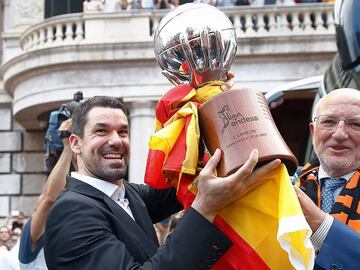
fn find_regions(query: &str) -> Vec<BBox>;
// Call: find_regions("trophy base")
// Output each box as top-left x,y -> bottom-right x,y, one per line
199,88 -> 298,176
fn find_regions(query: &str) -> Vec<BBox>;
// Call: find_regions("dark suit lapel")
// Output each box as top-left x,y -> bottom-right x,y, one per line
66,176 -> 158,258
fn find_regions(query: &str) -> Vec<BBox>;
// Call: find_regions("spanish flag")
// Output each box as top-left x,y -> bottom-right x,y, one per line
145,84 -> 314,269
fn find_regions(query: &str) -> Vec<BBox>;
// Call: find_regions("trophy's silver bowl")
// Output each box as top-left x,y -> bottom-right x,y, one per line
154,3 -> 237,88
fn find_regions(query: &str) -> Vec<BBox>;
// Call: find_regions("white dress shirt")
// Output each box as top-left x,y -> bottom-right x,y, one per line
71,172 -> 135,220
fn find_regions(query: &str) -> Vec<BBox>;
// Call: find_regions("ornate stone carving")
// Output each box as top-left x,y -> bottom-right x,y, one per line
14,0 -> 44,29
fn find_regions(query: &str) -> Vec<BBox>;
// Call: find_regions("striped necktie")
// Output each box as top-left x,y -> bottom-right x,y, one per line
321,177 -> 346,213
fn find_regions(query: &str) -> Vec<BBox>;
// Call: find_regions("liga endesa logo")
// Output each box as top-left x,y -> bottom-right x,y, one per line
218,105 -> 259,134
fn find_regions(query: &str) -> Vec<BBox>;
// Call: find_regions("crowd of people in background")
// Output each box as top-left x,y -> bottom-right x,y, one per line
0,212 -> 25,251
0,212 -> 25,269
83,0 -> 334,13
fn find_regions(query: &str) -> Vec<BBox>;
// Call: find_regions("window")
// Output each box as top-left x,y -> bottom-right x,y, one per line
45,0 -> 83,18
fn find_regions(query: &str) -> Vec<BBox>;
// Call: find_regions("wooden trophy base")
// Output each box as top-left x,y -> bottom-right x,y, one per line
199,88 -> 298,176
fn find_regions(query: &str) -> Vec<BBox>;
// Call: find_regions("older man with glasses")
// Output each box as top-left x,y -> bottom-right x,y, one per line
296,88 -> 360,270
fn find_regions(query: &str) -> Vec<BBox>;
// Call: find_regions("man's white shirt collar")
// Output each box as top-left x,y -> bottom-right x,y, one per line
70,171 -> 124,200
70,172 -> 134,220
318,166 -> 354,182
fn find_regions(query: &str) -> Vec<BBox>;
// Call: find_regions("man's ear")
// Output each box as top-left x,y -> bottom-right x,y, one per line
309,122 -> 316,146
69,134 -> 81,154
309,122 -> 315,137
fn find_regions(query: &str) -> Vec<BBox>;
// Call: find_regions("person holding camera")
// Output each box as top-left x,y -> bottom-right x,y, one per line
18,119 -> 75,270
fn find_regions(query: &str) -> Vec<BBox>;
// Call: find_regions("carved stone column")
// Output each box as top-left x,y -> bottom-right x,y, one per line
127,100 -> 156,184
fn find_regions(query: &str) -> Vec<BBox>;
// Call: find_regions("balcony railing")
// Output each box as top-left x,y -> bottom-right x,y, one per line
20,3 -> 334,52
226,4 -> 334,37
20,13 -> 85,51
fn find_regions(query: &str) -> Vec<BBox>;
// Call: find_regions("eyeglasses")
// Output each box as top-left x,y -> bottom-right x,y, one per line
313,115 -> 360,132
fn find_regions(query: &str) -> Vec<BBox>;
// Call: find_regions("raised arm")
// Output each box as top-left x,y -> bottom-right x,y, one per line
30,119 -> 73,245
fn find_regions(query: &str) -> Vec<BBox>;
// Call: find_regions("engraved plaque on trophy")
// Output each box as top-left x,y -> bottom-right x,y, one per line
153,3 -> 298,176
198,88 -> 298,176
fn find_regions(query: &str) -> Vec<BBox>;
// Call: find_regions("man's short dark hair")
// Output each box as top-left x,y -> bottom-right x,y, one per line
71,96 -> 128,138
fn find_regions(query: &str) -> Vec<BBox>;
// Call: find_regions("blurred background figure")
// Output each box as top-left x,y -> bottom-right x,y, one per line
154,0 -> 172,9
0,226 -> 19,270
11,212 -> 25,233
194,0 -> 216,6
294,0 -> 321,3
170,0 -> 180,9
216,0 -> 235,7
153,210 -> 185,245
153,218 -> 171,245
277,0 -> 295,5
8,228 -> 21,251
127,0 -> 142,9
0,226 -> 11,250
0,247 -> 19,270
103,0 -> 120,11
168,210 -> 185,234
249,0 -> 295,5
83,0 -> 104,13
1,210 -> 24,253
116,0 -> 131,10
141,0 -> 154,9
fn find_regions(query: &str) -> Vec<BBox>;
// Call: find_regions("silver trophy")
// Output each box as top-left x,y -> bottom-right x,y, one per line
153,3 -> 299,176
153,3 -> 237,87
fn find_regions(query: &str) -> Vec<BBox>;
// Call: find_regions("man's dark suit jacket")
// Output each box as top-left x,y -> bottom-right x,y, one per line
44,177 -> 232,269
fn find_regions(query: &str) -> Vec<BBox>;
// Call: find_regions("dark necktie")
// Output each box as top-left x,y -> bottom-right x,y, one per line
321,178 -> 346,213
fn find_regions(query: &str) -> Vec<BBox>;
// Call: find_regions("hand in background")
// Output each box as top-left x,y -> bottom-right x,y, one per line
58,119 -> 73,147
221,71 -> 235,91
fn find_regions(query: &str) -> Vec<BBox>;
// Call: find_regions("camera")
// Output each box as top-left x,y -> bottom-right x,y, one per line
44,91 -> 83,172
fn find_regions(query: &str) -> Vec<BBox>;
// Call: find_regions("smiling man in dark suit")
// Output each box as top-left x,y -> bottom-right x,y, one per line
44,96 -> 280,270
